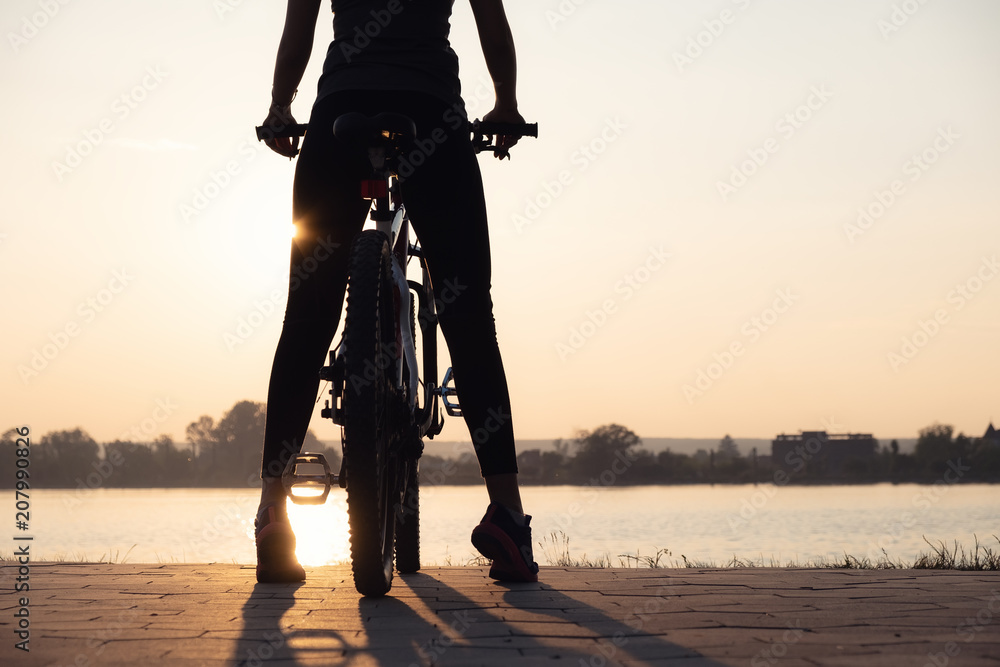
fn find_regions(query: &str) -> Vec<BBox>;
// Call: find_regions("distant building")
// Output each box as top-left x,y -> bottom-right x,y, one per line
771,431 -> 876,478
983,423 -> 999,448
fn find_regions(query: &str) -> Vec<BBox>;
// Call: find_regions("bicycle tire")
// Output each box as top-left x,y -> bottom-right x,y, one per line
395,295 -> 421,574
395,458 -> 420,573
342,230 -> 399,597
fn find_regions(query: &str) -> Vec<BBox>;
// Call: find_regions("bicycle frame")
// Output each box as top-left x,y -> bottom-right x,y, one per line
255,116 -> 536,498
330,157 -> 449,443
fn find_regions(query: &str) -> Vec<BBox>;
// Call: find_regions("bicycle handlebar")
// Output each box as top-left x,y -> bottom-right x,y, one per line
254,120 -> 538,142
472,121 -> 538,138
255,123 -> 309,141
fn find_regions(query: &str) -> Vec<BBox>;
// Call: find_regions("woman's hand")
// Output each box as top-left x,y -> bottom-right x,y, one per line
482,106 -> 525,159
261,104 -> 300,158
262,0 -> 322,158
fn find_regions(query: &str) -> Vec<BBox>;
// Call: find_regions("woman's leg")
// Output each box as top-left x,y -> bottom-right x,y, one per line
258,94 -> 371,498
396,95 -> 522,509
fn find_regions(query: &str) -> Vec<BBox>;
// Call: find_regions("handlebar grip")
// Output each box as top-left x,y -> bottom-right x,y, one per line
475,122 -> 538,138
255,123 -> 309,141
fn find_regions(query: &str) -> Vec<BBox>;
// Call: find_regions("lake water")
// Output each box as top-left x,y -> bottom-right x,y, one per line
5,484 -> 998,567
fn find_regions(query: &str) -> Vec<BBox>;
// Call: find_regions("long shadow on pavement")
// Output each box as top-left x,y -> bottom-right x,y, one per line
230,570 -> 728,665
232,582 -> 307,666
350,571 -> 727,666
497,576 -> 730,666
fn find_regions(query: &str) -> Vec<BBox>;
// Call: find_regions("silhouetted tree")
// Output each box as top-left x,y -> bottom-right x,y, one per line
717,434 -> 740,461
0,429 -> 22,487
571,423 -> 640,480
915,423 -> 954,475
153,435 -> 193,483
185,415 -> 215,465
35,429 -> 100,487
969,435 -> 1000,480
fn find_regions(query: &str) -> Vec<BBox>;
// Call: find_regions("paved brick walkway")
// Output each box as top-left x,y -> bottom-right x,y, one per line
2,564 -> 999,666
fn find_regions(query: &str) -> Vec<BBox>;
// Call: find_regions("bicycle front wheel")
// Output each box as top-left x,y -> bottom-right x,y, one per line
341,230 -> 400,597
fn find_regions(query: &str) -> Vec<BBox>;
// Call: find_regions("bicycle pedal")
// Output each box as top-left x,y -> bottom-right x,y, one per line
282,453 -> 337,505
439,367 -> 462,417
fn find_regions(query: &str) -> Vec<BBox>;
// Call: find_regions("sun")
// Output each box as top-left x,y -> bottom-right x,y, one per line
286,495 -> 352,566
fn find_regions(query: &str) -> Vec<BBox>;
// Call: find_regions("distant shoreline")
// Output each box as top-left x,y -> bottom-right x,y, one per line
7,478 -> 998,491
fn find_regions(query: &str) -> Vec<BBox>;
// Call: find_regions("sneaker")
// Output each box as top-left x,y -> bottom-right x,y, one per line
255,502 -> 305,583
471,503 -> 539,583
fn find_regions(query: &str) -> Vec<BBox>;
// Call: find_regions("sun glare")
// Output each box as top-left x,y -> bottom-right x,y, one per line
286,495 -> 352,566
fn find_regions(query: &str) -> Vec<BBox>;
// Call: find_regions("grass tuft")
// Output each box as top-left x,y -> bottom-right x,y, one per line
913,535 -> 1000,571
531,531 -> 1000,571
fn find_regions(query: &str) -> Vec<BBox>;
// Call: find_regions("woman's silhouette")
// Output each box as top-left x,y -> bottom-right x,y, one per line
253,0 -> 538,585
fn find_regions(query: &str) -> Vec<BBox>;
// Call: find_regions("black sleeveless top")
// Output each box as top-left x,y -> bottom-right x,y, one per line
317,0 -> 463,109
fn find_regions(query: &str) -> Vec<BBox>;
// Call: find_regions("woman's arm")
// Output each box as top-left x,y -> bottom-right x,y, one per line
470,0 -> 518,114
262,0 -> 323,157
470,0 -> 525,154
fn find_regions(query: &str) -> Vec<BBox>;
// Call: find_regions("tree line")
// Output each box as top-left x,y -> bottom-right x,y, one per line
418,423 -> 1000,486
0,401 -> 339,491
2,403 -> 998,489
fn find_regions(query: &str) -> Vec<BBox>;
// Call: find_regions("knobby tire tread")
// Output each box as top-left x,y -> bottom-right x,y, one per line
342,231 -> 396,597
395,461 -> 420,573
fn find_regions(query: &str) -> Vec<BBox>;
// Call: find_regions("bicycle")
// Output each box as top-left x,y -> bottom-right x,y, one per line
255,114 -> 537,596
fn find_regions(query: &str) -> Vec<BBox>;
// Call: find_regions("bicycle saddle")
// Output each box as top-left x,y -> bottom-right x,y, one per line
333,112 -> 417,150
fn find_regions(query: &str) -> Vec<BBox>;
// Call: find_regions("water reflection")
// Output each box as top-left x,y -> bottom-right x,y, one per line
9,484 -> 998,566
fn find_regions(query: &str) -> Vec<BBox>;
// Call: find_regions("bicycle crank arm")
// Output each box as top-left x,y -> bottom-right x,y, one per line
281,452 -> 339,505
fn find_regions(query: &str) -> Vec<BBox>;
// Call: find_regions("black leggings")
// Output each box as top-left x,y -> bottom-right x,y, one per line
259,90 -> 517,478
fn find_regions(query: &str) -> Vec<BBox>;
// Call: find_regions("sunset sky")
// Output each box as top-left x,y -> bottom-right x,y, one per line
3,0 -> 998,448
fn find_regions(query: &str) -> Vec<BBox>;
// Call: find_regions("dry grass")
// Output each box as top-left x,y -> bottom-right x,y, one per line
533,531 -> 1000,570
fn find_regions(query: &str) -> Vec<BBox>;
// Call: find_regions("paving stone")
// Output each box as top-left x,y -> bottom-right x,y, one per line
2,564 -> 999,666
